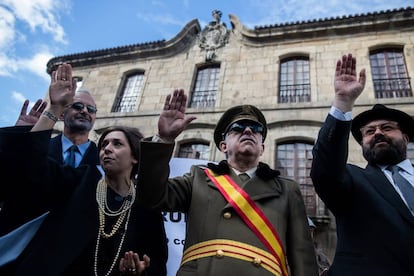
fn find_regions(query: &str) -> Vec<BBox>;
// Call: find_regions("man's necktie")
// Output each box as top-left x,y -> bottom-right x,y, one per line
388,165 -> 414,213
64,145 -> 79,167
239,173 -> 250,182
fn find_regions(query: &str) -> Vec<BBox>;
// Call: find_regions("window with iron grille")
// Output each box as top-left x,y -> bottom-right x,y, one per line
73,76 -> 83,91
177,142 -> 210,160
278,57 -> 311,103
275,141 -> 324,217
112,72 -> 144,112
190,64 -> 220,108
407,143 -> 414,164
369,48 -> 412,98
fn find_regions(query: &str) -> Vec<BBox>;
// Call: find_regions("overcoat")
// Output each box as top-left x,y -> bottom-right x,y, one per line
310,114 -> 414,276
137,140 -> 318,276
0,127 -> 168,276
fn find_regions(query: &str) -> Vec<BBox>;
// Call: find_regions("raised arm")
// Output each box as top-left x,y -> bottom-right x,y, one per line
332,53 -> 366,113
31,63 -> 76,132
157,89 -> 197,142
15,99 -> 47,126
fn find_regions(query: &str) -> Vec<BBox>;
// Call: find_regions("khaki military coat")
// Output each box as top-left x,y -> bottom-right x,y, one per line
138,141 -> 318,276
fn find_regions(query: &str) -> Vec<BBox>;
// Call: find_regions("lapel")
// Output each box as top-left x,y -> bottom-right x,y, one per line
48,134 -> 64,164
79,141 -> 100,166
365,164 -> 414,226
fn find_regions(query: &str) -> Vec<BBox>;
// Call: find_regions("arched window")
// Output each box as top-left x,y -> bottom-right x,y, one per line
112,72 -> 144,112
190,64 -> 220,108
73,76 -> 83,91
407,143 -> 414,163
275,141 -> 325,217
369,47 -> 412,98
278,56 -> 310,103
177,142 -> 210,160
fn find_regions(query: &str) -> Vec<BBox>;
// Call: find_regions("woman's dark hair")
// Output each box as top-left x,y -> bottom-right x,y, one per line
97,126 -> 144,180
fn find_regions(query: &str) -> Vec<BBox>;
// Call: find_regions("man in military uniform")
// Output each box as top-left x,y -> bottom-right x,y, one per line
137,89 -> 318,276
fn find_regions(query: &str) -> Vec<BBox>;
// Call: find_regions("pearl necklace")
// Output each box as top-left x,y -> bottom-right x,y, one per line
94,178 -> 135,276
97,178 -> 135,217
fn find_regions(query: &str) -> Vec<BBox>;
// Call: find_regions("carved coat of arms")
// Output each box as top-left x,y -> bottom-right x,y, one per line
199,10 -> 230,61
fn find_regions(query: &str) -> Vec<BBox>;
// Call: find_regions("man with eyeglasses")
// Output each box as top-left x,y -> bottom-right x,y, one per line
15,88 -> 99,168
311,53 -> 414,276
137,90 -> 318,276
1,67 -> 101,271
50,88 -> 99,168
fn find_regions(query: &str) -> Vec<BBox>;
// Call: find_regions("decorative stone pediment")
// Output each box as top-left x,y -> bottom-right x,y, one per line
199,10 -> 230,61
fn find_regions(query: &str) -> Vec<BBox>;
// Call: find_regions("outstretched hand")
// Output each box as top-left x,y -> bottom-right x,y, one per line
49,63 -> 77,110
119,251 -> 150,275
31,63 -> 76,132
333,53 -> 366,112
15,99 -> 47,126
158,89 -> 197,142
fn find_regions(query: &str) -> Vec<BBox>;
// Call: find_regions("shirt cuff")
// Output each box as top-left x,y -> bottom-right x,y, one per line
329,106 -> 352,121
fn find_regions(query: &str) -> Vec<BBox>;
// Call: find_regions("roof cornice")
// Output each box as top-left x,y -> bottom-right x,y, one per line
47,19 -> 201,73
229,6 -> 414,45
46,7 -> 413,73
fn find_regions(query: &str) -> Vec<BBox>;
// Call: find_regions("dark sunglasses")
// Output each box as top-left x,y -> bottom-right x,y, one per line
226,121 -> 264,135
69,102 -> 97,114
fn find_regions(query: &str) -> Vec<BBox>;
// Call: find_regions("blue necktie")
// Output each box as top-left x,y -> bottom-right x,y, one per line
388,165 -> 414,213
64,145 -> 79,167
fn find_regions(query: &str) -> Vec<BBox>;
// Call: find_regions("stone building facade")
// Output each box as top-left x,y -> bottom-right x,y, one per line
46,7 -> 414,260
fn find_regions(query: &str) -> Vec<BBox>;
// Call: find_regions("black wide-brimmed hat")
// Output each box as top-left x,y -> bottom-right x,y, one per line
351,104 -> 414,144
213,105 -> 267,149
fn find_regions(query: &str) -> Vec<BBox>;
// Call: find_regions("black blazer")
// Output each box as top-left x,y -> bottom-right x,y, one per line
311,114 -> 414,276
48,133 -> 100,167
0,128 -> 168,276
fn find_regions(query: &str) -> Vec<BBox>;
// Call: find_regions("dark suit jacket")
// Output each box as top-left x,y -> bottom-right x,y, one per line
48,133 -> 100,167
0,127 -> 168,276
310,114 -> 414,276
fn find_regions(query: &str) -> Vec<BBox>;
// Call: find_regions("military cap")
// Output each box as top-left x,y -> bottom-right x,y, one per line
351,104 -> 414,144
213,105 -> 267,149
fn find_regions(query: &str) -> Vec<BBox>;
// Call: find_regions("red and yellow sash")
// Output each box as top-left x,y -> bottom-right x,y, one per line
204,168 -> 289,276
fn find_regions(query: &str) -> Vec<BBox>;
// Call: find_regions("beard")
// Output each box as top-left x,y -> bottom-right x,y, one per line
362,134 -> 407,166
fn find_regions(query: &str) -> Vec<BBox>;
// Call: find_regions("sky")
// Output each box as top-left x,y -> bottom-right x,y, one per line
0,0 -> 413,127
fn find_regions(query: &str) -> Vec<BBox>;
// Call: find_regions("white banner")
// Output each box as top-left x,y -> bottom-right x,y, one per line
164,157 -> 211,276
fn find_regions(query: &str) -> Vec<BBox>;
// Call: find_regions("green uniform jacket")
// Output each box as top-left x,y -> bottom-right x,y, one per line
137,141 -> 318,276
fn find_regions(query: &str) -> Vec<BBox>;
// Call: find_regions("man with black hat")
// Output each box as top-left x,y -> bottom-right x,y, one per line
137,89 -> 318,276
311,53 -> 414,276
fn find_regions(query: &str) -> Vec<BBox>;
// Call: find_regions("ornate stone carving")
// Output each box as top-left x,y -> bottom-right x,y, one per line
199,10 -> 230,61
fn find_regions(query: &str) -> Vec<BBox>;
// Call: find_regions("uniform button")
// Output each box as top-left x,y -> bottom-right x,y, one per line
216,250 -> 224,258
252,257 -> 261,266
223,212 -> 232,219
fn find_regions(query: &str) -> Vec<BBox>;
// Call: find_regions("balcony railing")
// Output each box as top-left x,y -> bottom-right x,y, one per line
373,77 -> 412,98
278,83 -> 311,103
190,90 -> 216,108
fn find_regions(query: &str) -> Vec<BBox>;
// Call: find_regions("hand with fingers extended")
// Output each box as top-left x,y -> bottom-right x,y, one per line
31,63 -> 76,132
333,53 -> 366,112
49,63 -> 77,111
15,99 -> 47,126
119,251 -> 150,276
157,89 -> 197,142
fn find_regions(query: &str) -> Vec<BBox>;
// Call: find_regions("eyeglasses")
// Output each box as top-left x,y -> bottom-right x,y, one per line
68,102 -> 97,114
226,122 -> 264,135
360,121 -> 399,137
